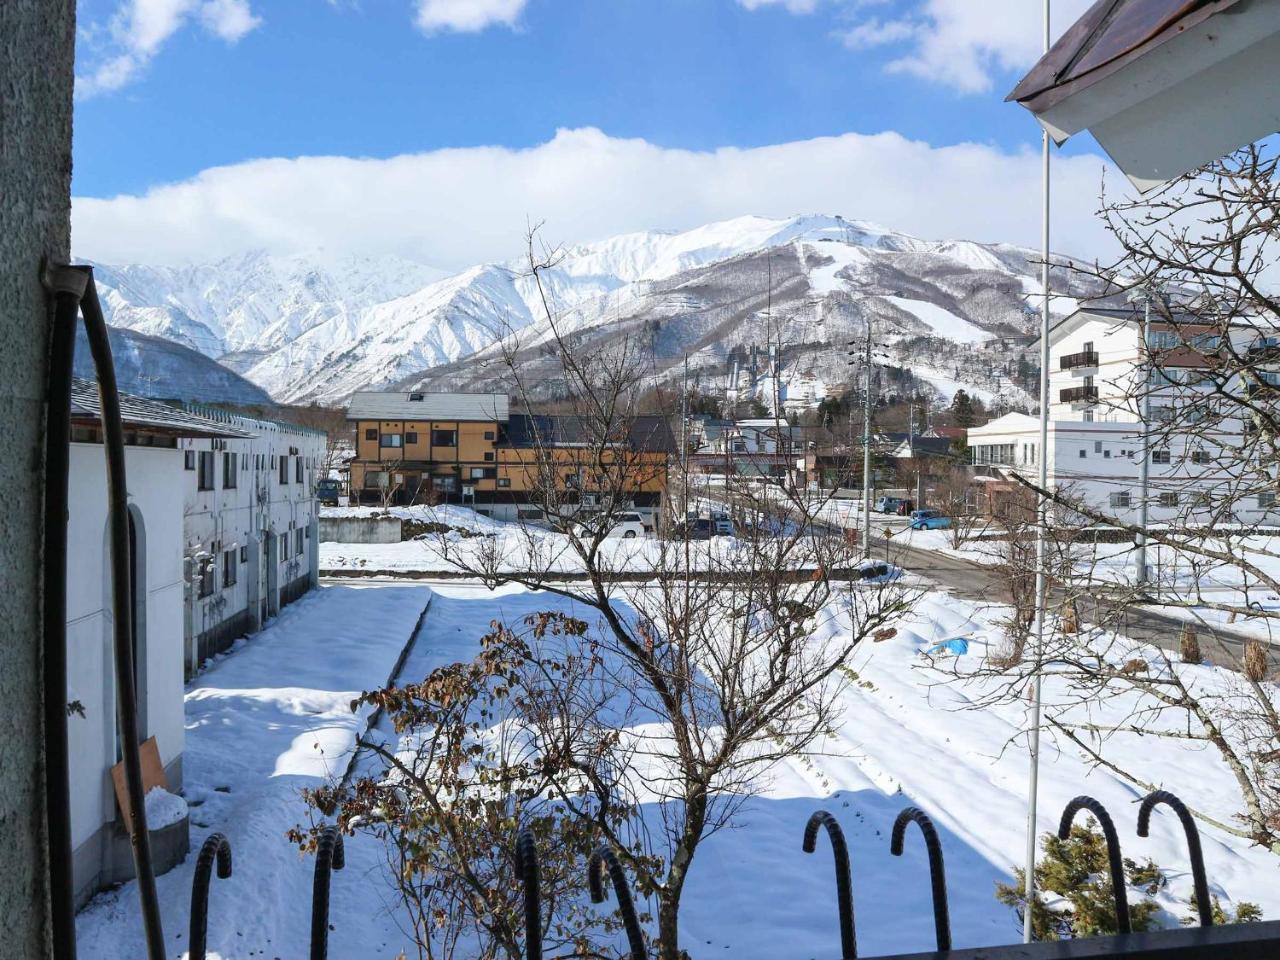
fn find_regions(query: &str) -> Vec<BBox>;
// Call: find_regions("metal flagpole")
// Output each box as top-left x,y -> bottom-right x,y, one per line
1023,0 -> 1051,944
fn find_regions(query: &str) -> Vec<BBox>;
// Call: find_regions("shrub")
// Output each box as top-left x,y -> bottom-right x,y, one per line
1243,640 -> 1269,682
1178,624 -> 1201,664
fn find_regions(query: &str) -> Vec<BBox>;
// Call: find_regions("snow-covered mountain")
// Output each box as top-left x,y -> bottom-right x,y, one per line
90,215 -> 1097,407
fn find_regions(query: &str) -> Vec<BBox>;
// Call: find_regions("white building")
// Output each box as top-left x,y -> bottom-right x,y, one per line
64,382 -> 245,907
177,406 -> 326,674
967,305 -> 1280,525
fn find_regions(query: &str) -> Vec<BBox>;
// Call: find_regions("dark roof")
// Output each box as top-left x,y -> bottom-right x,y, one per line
1009,0 -> 1244,110
70,378 -> 251,438
892,436 -> 954,458
501,414 -> 676,453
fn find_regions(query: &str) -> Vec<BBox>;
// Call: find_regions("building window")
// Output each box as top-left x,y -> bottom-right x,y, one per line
295,529 -> 304,556
223,549 -> 238,588
431,429 -> 457,447
1110,491 -> 1132,509
363,470 -> 384,489
483,451 -> 495,462
1078,449 -> 1086,459
484,430 -> 495,441
380,434 -> 403,448
434,475 -> 457,493
223,452 -> 237,488
365,428 -> 377,441
239,545 -> 248,563
1104,450 -> 1111,458
198,560 -> 215,598
1259,493 -> 1277,509
296,457 -> 304,483
405,431 -> 418,444
1191,449 -> 1211,464
184,450 -> 196,470
471,467 -> 486,480
498,477 -> 511,488
1152,449 -> 1171,464
1094,441 -> 1102,453
279,456 -> 290,484
1158,493 -> 1179,508
197,451 -> 215,490
279,533 -> 288,559
409,392 -> 424,402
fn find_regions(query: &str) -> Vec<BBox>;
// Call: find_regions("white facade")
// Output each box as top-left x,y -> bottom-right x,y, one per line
178,409 -> 326,672
66,443 -> 189,906
967,307 -> 1280,526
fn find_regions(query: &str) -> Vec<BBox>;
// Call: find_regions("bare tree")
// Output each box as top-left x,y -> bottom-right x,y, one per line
418,229 -> 917,960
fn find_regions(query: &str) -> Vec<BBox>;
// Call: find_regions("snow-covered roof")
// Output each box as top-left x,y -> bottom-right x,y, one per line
70,379 -> 251,438
347,391 -> 509,422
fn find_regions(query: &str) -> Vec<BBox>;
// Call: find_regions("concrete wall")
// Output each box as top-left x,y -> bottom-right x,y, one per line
319,516 -> 403,543
0,0 -> 75,951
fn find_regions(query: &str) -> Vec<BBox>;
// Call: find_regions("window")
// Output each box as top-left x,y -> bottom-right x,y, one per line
434,475 -> 457,493
197,451 -> 215,490
296,456 -> 303,483
405,431 -> 418,445
184,450 -> 196,470
279,456 -> 290,484
498,477 -> 511,488
1078,449 -> 1086,459
484,431 -> 495,441
1259,493 -> 1277,509
1152,406 -> 1174,422
198,559 -> 215,598
1148,330 -> 1179,350
1104,450 -> 1111,458
223,549 -> 238,588
380,434 -> 402,450
470,467 -> 487,480
223,452 -> 237,488
295,529 -> 304,556
1152,449 -> 1171,464
239,545 -> 248,563
365,428 -> 377,441
409,392 -> 424,402
1110,491 -> 1132,508
1191,449 -> 1211,465
1094,441 -> 1102,453
363,470 -> 384,489
1158,493 -> 1179,508
431,429 -> 457,447
483,451 -> 495,462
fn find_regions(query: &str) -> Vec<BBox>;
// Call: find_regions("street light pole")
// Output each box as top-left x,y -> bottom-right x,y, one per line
862,320 -> 873,559
1023,0 -> 1051,944
1136,294 -> 1152,586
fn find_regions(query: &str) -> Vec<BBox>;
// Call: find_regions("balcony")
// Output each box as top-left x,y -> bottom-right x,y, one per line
1061,385 -> 1098,405
1060,349 -> 1099,371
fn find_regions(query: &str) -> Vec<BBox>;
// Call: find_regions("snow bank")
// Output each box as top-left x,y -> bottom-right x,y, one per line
143,787 -> 187,830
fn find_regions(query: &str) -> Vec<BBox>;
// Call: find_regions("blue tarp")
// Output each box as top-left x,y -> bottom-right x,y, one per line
926,637 -> 970,656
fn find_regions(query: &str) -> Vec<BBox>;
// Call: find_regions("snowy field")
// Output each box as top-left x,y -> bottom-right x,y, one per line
77,576 -> 1278,958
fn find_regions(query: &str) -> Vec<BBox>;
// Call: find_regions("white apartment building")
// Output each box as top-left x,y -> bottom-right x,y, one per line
967,305 -> 1280,526
64,383 -> 246,907
177,407 -> 326,674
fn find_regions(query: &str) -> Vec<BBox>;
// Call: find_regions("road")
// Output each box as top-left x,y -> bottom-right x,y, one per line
864,529 -> 1268,667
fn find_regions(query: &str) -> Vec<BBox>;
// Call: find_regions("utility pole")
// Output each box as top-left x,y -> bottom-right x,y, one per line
1133,291 -> 1152,587
849,321 -> 874,559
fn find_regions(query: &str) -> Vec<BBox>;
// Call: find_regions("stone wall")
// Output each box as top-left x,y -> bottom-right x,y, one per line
319,516 -> 404,544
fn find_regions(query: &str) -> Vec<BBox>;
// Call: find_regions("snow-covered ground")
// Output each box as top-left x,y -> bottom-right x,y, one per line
78,577 -> 1278,958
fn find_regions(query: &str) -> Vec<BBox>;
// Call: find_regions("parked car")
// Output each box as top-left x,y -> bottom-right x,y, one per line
909,509 -> 951,530
316,478 -> 341,505
571,511 -> 648,539
876,496 -> 904,514
670,517 -> 715,540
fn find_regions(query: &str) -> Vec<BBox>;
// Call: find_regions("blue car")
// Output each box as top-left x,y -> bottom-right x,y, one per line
909,509 -> 951,530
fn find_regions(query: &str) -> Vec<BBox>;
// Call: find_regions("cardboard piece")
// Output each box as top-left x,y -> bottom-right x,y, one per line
110,736 -> 169,835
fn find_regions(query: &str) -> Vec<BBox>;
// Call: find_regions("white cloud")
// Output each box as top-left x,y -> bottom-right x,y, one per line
73,128 -> 1120,271
836,0 -> 1096,94
76,0 -> 262,97
414,0 -> 528,34
200,0 -> 262,42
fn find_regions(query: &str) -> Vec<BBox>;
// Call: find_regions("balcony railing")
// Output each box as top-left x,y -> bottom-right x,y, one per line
1061,385 -> 1099,404
1060,350 -> 1099,370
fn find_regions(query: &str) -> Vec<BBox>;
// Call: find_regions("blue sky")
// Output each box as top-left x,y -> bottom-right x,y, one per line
72,0 -> 1116,268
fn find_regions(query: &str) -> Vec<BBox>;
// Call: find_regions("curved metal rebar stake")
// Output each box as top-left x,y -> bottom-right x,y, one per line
516,829 -> 543,960
802,810 -> 857,959
310,825 -> 346,960
1058,796 -> 1130,934
189,833 -> 232,960
1137,790 -> 1212,927
890,807 -> 951,951
588,846 -> 646,960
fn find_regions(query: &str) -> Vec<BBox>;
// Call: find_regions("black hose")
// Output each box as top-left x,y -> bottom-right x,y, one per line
42,264 -> 88,960
79,272 -> 167,958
